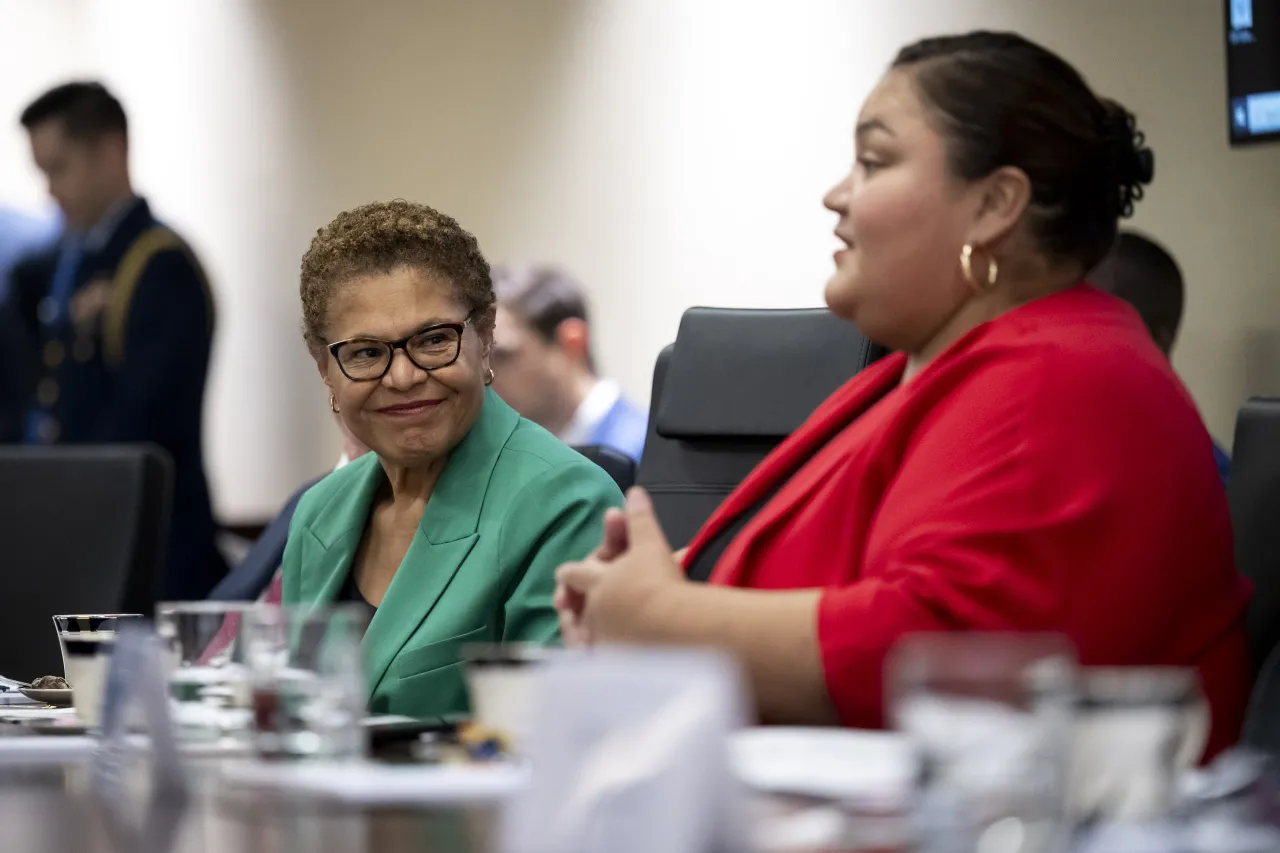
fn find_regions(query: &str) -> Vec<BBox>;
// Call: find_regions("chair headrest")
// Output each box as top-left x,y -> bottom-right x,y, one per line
654,307 -> 884,440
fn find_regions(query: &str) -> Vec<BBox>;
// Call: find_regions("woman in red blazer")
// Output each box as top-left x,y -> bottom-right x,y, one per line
556,31 -> 1251,758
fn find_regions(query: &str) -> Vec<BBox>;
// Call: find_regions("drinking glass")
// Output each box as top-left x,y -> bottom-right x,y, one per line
53,613 -> 143,728
1068,667 -> 1205,823
888,633 -> 1078,853
156,601 -> 257,747
242,604 -> 368,762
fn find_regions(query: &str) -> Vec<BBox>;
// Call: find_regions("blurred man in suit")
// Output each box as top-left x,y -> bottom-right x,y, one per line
1092,229 -> 1231,484
490,264 -> 648,462
7,81 -> 225,598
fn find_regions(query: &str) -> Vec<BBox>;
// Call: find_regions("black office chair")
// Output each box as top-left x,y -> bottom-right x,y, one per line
1244,642 -> 1280,755
571,445 -> 637,493
635,307 -> 888,578
0,445 -> 172,681
1227,397 -> 1280,679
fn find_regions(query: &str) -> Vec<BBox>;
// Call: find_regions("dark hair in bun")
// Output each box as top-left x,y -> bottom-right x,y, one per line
893,31 -> 1155,272
1100,100 -> 1155,219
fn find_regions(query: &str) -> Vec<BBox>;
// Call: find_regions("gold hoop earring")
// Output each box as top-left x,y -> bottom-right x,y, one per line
329,392 -> 339,414
484,368 -> 495,387
960,244 -> 999,293
960,244 -> 977,288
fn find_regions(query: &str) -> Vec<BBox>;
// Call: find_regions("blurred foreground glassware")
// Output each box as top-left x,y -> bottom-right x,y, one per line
1069,668 -> 1205,824
53,613 -> 143,728
1173,749 -> 1280,853
156,601 -> 256,747
888,633 -> 1078,853
243,604 -> 368,762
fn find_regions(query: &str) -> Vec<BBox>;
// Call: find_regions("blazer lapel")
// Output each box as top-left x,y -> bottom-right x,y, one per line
362,390 -> 520,695
295,457 -> 384,606
683,354 -> 907,570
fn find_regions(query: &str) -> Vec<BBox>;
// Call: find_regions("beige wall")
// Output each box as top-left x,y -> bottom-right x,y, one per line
0,0 -> 83,212
2,0 -> 1278,520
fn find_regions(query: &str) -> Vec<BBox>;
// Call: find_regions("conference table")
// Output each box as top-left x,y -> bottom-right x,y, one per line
0,763 -> 881,853
0,735 -> 907,853
0,759 -> 500,853
3,674 -> 1262,853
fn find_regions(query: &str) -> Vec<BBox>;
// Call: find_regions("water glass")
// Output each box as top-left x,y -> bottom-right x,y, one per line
53,613 -> 143,728
888,633 -> 1078,853
1068,668 -> 1206,824
242,604 -> 368,762
156,601 -> 257,747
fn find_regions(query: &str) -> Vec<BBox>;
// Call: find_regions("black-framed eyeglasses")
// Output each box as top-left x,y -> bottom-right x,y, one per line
327,319 -> 471,382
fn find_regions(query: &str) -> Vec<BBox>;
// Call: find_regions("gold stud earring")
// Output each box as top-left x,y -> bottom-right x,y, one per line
329,392 -> 339,414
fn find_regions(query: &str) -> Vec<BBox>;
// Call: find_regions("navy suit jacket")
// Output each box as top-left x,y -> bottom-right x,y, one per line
587,395 -> 648,463
208,477 -> 322,602
5,199 -> 225,599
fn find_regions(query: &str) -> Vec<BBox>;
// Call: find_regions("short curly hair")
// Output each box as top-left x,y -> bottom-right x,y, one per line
299,199 -> 494,354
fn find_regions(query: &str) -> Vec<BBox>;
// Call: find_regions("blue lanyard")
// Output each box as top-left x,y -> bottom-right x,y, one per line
39,238 -> 83,334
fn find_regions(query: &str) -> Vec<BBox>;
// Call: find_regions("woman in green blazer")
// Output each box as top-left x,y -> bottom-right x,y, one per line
283,200 -> 624,719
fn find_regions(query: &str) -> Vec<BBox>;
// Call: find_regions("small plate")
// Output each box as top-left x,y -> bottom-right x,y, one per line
19,688 -> 73,707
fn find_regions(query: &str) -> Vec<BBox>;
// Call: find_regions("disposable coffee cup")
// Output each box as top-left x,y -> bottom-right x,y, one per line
53,614 -> 143,727
462,644 -> 553,750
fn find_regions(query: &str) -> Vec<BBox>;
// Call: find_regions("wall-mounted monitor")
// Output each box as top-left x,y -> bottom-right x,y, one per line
1226,0 -> 1280,146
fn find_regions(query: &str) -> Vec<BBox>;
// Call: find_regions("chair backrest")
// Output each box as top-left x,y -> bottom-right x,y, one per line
0,444 -> 172,681
1243,641 -> 1280,755
571,445 -> 637,494
1228,397 -> 1280,676
635,307 -> 888,576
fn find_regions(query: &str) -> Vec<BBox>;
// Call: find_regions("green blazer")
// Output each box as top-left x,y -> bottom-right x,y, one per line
281,389 -> 624,718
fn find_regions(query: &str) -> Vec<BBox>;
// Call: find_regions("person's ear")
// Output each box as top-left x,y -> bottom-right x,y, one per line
555,318 -> 590,365
313,348 -> 333,386
93,133 -> 128,174
965,165 -> 1033,250
477,306 -> 498,366
477,304 -> 497,340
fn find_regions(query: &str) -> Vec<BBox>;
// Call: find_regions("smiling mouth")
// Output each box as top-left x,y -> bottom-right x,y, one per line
375,399 -> 443,417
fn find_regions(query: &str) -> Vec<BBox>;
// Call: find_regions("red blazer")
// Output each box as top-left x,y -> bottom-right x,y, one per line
685,285 -> 1251,758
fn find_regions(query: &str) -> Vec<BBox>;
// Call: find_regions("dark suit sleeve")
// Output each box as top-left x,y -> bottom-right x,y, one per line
0,305 -> 34,442
208,478 -> 322,601
88,249 -> 212,441
0,251 -> 53,441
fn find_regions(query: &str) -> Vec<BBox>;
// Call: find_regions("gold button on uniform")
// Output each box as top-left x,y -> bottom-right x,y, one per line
36,297 -> 58,326
43,340 -> 65,368
37,378 -> 59,407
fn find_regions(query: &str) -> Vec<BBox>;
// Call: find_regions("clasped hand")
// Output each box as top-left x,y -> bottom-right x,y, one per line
553,487 -> 688,647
